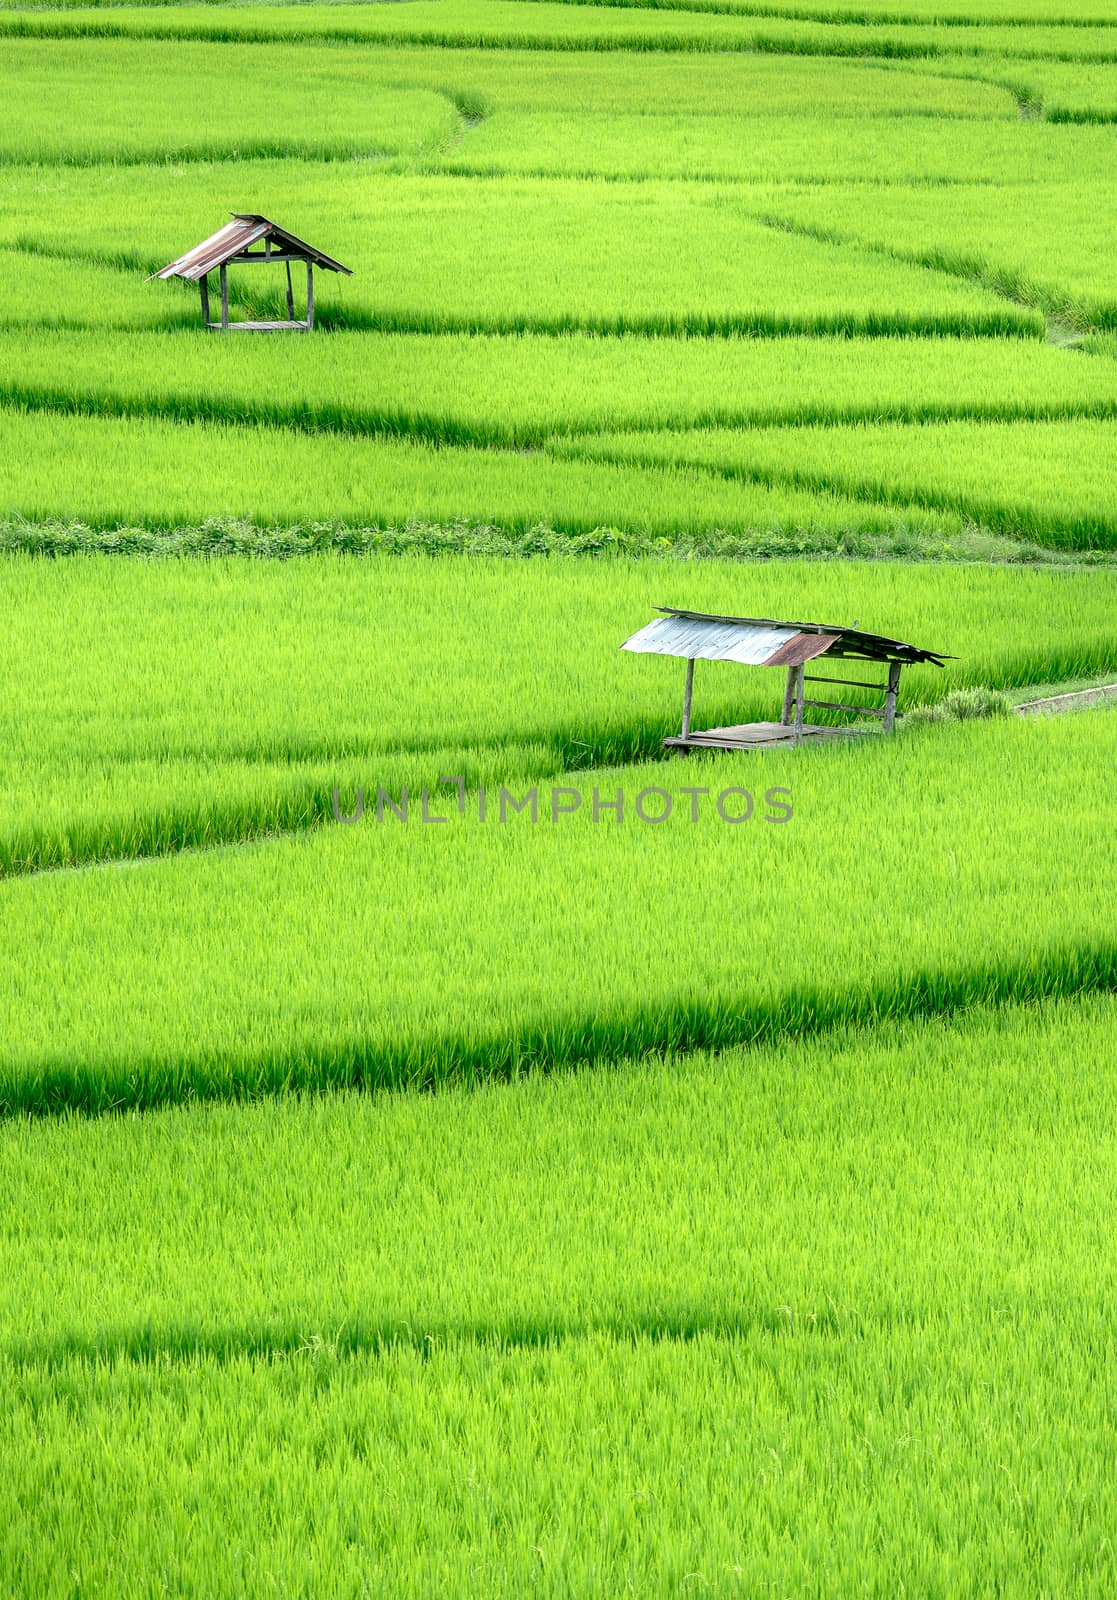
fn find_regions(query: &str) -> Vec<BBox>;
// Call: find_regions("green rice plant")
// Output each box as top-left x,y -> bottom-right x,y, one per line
555,417 -> 1117,547
443,107 -> 1117,183
0,246 -> 201,328
8,330 -> 1117,445
0,403 -> 976,539
0,991 -> 1111,1361
4,2 -> 1117,64
0,997 -> 1116,1594
0,708 -> 1113,1115
0,0 -> 926,53
743,178 -> 1117,328
389,41 -> 1021,116
0,36 -> 1076,193
0,39 -> 1024,123
536,0 -> 1117,20
930,53 -> 1117,120
0,1308 -> 1115,1598
0,0 -> 987,55
1011,58 -> 1117,119
0,40 -> 460,165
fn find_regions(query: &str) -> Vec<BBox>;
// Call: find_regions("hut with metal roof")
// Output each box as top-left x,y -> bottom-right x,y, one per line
621,607 -> 951,752
152,214 -> 353,332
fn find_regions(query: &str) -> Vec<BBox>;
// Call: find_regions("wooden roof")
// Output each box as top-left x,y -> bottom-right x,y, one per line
622,608 -> 951,667
151,214 -> 353,281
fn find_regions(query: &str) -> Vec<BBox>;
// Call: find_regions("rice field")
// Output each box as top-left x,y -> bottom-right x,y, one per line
4,705 -> 1116,1117
11,328 -> 1117,439
4,0 -> 1116,1590
4,554 -> 1116,876
555,416 -> 1117,544
3,996 -> 1117,1596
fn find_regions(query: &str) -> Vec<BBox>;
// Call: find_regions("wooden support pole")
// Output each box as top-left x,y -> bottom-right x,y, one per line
285,261 -> 295,323
305,262 -> 314,331
781,664 -> 796,725
219,264 -> 229,331
199,274 -> 210,327
882,661 -> 902,734
792,663 -> 806,746
681,658 -> 695,739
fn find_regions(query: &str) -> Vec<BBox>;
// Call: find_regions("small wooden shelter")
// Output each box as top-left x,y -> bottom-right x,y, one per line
151,213 -> 353,332
621,607 -> 951,752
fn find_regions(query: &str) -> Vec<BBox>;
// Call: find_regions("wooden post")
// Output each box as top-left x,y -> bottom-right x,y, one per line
781,664 -> 797,725
681,658 -> 695,740
882,661 -> 902,734
305,262 -> 314,331
199,274 -> 210,327
219,264 -> 229,331
285,260 -> 295,323
792,663 -> 806,746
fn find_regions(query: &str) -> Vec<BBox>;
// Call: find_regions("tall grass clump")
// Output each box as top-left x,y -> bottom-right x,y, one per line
905,685 -> 1013,725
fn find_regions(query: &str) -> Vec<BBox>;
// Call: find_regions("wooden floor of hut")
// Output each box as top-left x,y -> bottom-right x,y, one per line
205,320 -> 310,333
663,721 -> 877,752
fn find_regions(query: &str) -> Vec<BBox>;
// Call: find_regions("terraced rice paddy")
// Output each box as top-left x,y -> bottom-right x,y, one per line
3,0 -> 1116,1590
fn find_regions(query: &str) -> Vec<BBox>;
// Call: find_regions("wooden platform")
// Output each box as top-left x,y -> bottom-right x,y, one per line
664,721 -> 876,753
205,319 -> 309,333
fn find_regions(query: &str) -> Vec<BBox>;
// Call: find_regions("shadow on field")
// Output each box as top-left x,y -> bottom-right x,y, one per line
2,1301 -> 867,1375
3,942 -> 1114,1122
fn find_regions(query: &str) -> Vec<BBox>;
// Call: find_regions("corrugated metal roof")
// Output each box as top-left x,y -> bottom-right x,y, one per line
621,608 -> 951,667
622,615 -> 812,666
151,214 -> 353,281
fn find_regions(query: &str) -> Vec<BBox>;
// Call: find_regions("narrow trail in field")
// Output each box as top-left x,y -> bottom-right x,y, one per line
1017,682 -> 1117,713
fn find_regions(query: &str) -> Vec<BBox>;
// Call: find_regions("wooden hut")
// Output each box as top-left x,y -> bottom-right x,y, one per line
621,607 -> 951,751
151,214 -> 353,332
